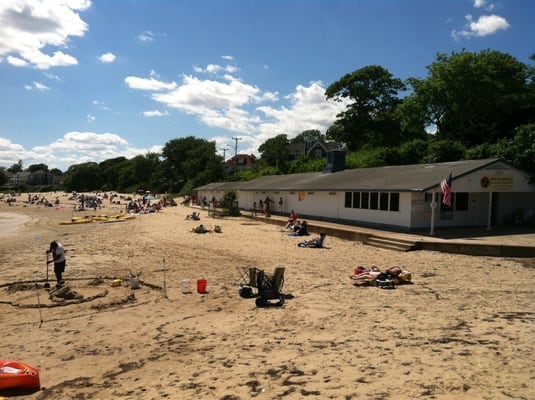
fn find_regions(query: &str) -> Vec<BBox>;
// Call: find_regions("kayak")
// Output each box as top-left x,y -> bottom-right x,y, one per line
0,359 -> 40,390
101,214 -> 137,223
59,217 -> 94,225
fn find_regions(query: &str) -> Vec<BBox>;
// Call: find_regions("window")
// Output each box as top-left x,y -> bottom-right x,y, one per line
455,192 -> 468,211
344,192 -> 352,208
344,191 -> 400,212
390,193 -> 399,211
370,192 -> 378,210
361,192 -> 369,209
380,193 -> 389,210
352,192 -> 360,208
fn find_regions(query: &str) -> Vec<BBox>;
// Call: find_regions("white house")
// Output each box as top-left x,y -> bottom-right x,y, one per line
194,157 -> 535,233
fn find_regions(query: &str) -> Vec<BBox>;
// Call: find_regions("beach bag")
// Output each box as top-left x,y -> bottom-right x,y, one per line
396,271 -> 412,283
239,285 -> 254,298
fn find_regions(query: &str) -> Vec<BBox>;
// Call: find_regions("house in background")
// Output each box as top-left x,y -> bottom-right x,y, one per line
288,138 -> 343,161
223,153 -> 256,175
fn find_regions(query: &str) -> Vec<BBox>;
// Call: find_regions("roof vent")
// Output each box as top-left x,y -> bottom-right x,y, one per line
323,150 -> 346,173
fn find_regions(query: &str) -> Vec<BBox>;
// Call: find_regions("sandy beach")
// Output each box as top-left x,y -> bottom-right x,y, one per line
0,192 -> 534,399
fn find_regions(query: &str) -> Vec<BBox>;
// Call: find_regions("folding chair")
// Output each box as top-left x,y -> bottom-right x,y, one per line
256,267 -> 285,307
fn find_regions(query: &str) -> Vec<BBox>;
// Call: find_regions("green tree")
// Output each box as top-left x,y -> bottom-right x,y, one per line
161,136 -> 223,193
7,160 -> 23,173
401,50 -> 534,146
28,163 -> 49,172
496,123 -> 535,172
0,167 -> 7,186
290,129 -> 325,144
100,157 -> 128,190
63,162 -> 103,192
325,65 -> 406,150
258,134 -> 289,172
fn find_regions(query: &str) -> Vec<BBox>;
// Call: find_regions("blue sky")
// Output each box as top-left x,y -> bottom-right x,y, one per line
0,0 -> 533,171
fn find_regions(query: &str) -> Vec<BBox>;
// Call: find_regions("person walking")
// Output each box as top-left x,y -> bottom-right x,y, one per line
47,240 -> 66,288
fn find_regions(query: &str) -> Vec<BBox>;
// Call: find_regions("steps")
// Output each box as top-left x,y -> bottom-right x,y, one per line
364,235 -> 417,252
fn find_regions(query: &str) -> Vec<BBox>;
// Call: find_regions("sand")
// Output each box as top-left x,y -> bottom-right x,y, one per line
0,192 -> 534,399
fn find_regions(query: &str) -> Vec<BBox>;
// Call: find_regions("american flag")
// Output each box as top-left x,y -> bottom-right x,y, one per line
440,173 -> 452,207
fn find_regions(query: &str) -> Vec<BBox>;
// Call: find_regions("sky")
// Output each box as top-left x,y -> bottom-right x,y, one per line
0,0 -> 533,172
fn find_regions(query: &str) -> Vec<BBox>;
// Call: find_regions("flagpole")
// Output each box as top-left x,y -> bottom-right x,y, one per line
487,192 -> 493,231
430,192 -> 436,236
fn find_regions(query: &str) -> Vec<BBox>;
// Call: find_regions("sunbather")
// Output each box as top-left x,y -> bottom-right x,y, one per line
298,232 -> 326,248
192,224 -> 209,233
350,266 -> 381,283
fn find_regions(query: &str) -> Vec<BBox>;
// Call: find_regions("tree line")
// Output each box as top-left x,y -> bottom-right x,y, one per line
1,49 -> 534,193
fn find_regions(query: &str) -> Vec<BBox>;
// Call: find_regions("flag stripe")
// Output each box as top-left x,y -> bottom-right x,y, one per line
440,173 -> 452,207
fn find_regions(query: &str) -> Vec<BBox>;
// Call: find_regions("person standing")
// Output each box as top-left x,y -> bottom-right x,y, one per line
47,241 -> 66,288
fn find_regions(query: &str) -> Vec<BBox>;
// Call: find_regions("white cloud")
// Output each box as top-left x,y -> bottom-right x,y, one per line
0,0 -> 90,69
24,81 -> 49,91
137,30 -> 166,43
452,14 -> 509,39
27,131 -> 155,170
138,30 -> 155,42
92,100 -> 111,111
151,74 -> 266,131
44,72 -> 61,81
99,52 -> 116,63
255,81 -> 347,143
7,56 -> 29,67
143,109 -> 169,117
87,113 -> 95,123
124,75 -> 177,91
473,0 -> 495,11
194,63 -> 239,75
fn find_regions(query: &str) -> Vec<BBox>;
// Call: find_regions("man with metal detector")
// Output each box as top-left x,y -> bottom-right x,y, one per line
46,241 -> 66,289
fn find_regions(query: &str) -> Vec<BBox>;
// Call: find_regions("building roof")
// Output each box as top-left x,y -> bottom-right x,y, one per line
196,159 -> 511,193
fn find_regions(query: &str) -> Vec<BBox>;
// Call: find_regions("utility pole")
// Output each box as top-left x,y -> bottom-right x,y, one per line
220,146 -> 228,161
231,137 -> 242,174
220,146 -> 229,176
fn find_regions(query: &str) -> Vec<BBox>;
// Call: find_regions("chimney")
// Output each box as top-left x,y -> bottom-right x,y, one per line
323,150 -> 346,173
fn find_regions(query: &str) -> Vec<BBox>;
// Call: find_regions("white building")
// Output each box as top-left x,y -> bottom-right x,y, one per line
194,157 -> 535,233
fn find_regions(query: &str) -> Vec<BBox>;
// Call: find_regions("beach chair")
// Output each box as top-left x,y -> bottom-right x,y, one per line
255,267 -> 285,307
237,266 -> 259,298
237,266 -> 258,288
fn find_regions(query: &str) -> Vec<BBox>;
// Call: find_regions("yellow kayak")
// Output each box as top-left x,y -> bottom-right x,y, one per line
59,217 -> 94,225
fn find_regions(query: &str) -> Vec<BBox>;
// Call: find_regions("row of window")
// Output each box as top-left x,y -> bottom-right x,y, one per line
344,192 -> 400,212
345,191 -> 470,213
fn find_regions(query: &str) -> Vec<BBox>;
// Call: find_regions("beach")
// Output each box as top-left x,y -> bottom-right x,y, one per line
0,193 -> 534,399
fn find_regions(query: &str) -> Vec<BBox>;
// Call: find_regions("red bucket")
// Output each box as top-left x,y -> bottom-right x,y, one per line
197,279 -> 207,294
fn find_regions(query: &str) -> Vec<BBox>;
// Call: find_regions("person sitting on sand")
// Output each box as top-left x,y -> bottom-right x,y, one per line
192,224 -> 209,234
289,220 -> 309,236
298,232 -> 326,248
186,211 -> 200,220
284,210 -> 298,229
